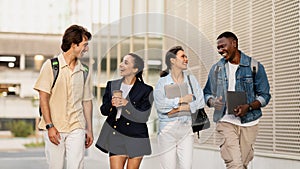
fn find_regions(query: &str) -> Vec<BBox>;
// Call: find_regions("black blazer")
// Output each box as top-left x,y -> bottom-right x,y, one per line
100,78 -> 153,137
96,79 -> 153,155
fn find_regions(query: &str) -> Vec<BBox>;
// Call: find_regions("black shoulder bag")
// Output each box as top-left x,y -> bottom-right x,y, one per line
187,75 -> 210,138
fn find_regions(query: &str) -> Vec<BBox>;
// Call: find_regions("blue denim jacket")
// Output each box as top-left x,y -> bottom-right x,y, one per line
203,51 -> 271,123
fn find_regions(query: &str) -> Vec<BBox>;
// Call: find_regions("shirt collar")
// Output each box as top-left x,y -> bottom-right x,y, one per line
57,53 -> 86,71
57,53 -> 67,68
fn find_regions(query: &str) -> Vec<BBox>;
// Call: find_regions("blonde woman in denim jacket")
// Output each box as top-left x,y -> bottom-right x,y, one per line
154,46 -> 205,169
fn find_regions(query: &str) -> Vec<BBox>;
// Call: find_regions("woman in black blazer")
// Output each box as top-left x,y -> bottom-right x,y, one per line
96,53 -> 153,169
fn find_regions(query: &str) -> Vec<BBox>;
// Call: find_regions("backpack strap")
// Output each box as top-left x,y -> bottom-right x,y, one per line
82,63 -> 89,84
213,58 -> 258,96
251,58 -> 258,94
50,57 -> 59,89
39,58 -> 59,117
40,59 -> 88,117
251,57 -> 258,76
50,58 -> 89,88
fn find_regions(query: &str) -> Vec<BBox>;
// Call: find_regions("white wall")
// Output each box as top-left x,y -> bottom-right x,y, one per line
0,69 -> 39,118
0,97 -> 39,118
0,69 -> 39,98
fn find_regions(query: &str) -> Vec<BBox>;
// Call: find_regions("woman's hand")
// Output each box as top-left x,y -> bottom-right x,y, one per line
168,104 -> 190,115
180,94 -> 194,104
111,96 -> 128,108
111,96 -> 121,107
168,108 -> 179,115
120,98 -> 128,106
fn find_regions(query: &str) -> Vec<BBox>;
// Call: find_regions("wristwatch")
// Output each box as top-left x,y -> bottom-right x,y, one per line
46,123 -> 54,130
248,104 -> 253,111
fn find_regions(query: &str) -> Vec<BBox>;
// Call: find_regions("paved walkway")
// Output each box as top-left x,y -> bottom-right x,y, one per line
0,137 -> 34,151
1,133 -> 300,169
0,136 -> 160,169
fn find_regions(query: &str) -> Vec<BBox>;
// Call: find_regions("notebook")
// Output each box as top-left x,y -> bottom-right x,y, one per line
226,91 -> 247,114
164,83 -> 190,117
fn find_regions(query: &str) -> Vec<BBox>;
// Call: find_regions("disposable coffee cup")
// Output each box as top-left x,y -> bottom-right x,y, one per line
113,90 -> 123,98
113,90 -> 123,120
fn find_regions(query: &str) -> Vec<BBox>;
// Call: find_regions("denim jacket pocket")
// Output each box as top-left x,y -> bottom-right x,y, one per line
240,76 -> 255,102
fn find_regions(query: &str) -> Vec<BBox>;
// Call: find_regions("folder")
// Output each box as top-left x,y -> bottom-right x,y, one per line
164,83 -> 190,117
164,83 -> 189,99
226,91 -> 247,114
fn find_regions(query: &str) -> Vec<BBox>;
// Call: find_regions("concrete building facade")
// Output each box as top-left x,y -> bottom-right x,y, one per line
0,0 -> 299,168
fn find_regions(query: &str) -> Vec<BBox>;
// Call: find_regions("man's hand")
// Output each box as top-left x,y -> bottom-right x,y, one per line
234,104 -> 249,117
209,96 -> 224,110
48,127 -> 61,145
85,130 -> 94,148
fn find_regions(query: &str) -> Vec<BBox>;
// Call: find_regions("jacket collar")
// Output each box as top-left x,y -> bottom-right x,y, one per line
239,51 -> 251,67
111,78 -> 142,100
217,50 -> 250,67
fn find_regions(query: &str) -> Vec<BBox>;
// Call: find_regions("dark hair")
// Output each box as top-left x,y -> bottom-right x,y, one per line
217,31 -> 238,48
160,46 -> 184,77
61,25 -> 92,52
128,53 -> 145,83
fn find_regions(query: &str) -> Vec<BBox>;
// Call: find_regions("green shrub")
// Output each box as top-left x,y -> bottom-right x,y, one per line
24,141 -> 45,148
7,120 -> 34,137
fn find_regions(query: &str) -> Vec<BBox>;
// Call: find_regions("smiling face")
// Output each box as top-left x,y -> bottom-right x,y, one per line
119,55 -> 138,77
217,37 -> 237,62
170,50 -> 188,71
72,36 -> 89,59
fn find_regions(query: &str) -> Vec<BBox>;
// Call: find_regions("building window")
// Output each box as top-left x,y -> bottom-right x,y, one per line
101,58 -> 118,71
0,84 -> 20,97
0,55 -> 20,69
25,55 -> 53,71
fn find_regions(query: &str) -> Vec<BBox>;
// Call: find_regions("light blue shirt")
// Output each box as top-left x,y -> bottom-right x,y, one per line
153,72 -> 205,131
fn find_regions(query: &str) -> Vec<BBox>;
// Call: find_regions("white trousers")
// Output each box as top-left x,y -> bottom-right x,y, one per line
44,128 -> 86,169
158,120 -> 194,169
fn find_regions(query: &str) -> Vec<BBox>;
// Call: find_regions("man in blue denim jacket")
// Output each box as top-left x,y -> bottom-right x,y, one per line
203,32 -> 271,169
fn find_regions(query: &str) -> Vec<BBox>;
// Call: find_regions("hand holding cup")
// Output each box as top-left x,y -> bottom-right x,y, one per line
112,90 -> 123,107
